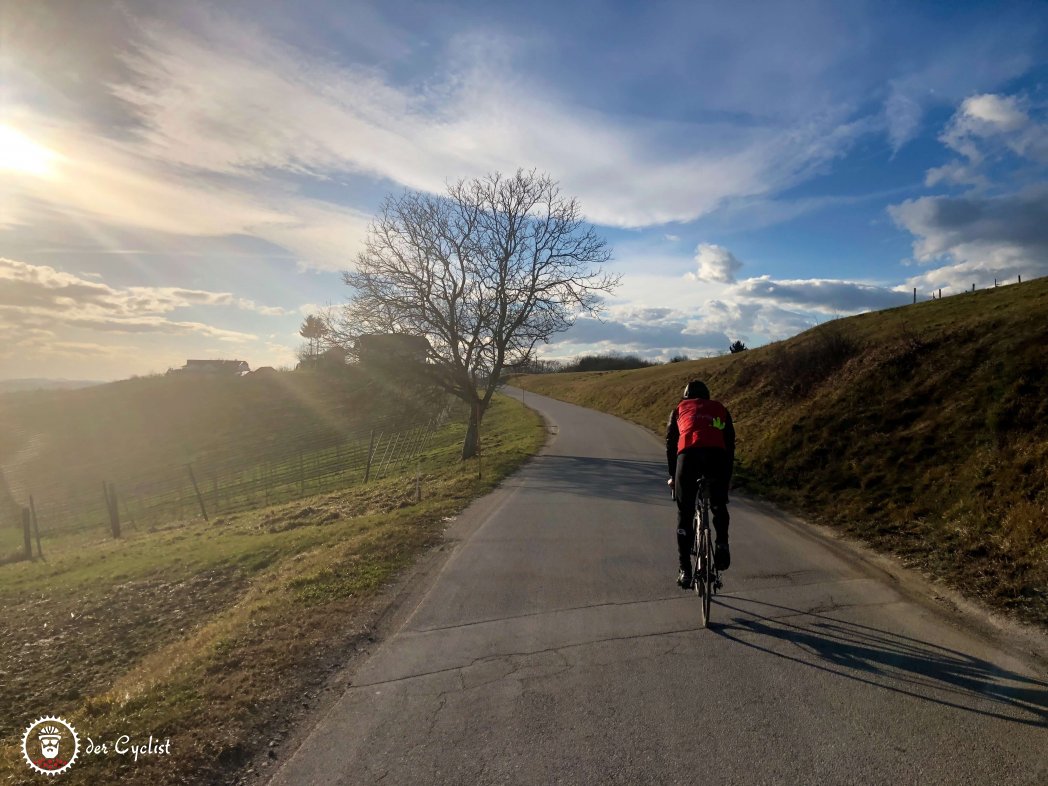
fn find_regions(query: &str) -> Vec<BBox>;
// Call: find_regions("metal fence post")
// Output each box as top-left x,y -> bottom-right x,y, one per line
186,464 -> 209,522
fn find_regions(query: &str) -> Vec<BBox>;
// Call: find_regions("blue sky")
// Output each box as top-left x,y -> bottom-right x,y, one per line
1,0 -> 1046,379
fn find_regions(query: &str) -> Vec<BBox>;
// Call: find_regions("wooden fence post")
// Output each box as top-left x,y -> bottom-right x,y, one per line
22,507 -> 32,559
29,496 -> 43,560
364,430 -> 377,483
913,287 -> 916,304
1018,274 -> 1022,284
186,464 -> 209,522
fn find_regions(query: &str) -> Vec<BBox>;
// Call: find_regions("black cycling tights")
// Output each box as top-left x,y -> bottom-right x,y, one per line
674,448 -> 730,562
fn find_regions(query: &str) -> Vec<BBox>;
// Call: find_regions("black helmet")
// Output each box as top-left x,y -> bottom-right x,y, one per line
682,380 -> 710,400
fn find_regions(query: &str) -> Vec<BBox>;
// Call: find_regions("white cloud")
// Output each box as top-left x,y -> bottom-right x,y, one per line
733,276 -> 909,313
690,243 -> 743,284
547,314 -> 728,357
31,10 -> 867,238
880,28 -> 1036,152
889,187 -> 1048,290
885,87 -> 923,153
0,257 -> 270,339
892,90 -> 1048,292
235,298 -> 291,317
924,160 -> 987,189
38,341 -> 134,358
960,94 -> 1029,131
2,111 -> 375,271
939,93 -> 1048,166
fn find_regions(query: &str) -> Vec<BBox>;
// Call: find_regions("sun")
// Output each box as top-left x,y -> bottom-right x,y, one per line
0,124 -> 59,177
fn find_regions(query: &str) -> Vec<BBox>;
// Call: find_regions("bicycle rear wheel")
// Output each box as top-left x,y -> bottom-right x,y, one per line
699,528 -> 712,627
691,517 -> 702,597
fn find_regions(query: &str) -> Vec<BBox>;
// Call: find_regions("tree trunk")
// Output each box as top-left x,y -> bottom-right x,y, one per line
461,406 -> 479,460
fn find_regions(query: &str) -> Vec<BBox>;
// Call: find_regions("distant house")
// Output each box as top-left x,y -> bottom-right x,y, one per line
354,334 -> 430,365
319,346 -> 348,366
296,346 -> 348,372
168,359 -> 251,376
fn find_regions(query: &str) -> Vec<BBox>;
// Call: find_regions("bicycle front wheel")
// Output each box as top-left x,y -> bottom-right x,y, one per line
699,528 -> 712,627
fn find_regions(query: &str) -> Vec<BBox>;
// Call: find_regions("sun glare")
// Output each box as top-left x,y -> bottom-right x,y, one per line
0,124 -> 59,177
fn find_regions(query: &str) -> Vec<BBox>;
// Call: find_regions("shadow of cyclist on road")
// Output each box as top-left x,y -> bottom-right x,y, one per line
711,597 -> 1047,728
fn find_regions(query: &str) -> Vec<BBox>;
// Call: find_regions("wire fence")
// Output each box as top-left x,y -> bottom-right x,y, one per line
2,402 -> 454,559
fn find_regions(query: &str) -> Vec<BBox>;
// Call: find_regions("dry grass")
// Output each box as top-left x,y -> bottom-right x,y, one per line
516,277 -> 1048,625
0,395 -> 545,785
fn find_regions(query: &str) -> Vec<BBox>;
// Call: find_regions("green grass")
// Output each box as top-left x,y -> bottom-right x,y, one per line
0,393 -> 545,784
516,277 -> 1048,625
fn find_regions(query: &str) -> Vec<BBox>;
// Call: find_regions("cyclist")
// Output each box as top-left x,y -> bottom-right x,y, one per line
666,380 -> 735,589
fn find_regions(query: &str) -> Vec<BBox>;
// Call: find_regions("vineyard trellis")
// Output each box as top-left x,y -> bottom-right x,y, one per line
2,402 -> 453,554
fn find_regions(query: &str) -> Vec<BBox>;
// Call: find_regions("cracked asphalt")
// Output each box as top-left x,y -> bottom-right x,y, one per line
269,389 -> 1048,785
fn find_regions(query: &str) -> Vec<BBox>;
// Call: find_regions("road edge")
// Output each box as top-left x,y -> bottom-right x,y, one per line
255,394 -> 557,785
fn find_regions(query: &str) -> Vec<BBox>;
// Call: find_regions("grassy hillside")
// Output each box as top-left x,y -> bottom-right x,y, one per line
517,278 -> 1048,624
0,394 -> 544,784
0,366 -> 416,486
0,365 -> 441,553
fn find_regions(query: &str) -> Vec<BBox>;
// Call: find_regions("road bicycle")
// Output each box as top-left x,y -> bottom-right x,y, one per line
672,476 -> 722,627
691,476 -> 722,627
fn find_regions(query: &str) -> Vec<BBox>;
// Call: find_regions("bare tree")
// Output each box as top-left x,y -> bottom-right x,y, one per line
333,169 -> 618,458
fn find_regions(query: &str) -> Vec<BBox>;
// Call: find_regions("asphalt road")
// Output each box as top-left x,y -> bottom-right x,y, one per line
269,389 -> 1047,786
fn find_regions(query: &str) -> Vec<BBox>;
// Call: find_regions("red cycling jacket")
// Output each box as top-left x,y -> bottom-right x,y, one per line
666,396 -> 736,481
674,398 -> 730,452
